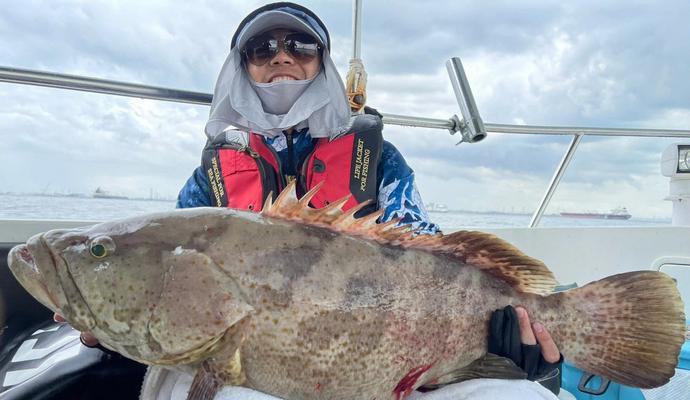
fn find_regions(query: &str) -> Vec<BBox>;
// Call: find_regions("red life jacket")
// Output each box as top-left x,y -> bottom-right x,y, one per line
202,115 -> 383,214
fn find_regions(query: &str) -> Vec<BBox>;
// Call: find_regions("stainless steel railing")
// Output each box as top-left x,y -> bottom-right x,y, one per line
0,66 -> 212,105
5,65 -> 688,139
3,57 -> 690,228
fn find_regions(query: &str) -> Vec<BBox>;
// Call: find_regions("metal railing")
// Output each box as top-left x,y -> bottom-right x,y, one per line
4,64 -> 690,227
6,64 -> 688,140
0,66 -> 212,105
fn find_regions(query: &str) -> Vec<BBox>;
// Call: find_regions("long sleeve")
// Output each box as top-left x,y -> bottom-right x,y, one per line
377,141 -> 441,235
176,167 -> 212,208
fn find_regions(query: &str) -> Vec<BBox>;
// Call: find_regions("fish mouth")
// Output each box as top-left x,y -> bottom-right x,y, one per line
8,237 -> 64,313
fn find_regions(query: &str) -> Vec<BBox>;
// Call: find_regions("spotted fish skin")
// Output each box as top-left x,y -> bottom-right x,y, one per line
216,218 -> 525,399
7,184 -> 686,399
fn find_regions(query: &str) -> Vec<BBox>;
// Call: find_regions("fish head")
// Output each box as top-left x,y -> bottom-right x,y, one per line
8,208 -> 254,365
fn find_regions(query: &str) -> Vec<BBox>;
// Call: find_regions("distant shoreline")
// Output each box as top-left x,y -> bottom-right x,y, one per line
0,193 -> 671,223
0,192 -> 176,203
426,209 -> 670,223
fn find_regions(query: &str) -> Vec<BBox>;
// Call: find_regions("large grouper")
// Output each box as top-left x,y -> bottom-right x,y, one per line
7,183 -> 687,399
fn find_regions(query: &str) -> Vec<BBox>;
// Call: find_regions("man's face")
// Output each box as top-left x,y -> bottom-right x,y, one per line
245,29 -> 321,84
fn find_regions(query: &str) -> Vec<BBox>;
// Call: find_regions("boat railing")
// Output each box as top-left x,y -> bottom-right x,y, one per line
3,64 -> 690,227
2,1 -> 690,227
2,63 -> 690,227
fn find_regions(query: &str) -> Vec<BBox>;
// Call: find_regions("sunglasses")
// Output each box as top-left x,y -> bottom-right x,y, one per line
242,32 -> 322,66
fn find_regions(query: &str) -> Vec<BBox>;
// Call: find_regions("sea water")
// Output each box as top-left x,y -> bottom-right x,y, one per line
0,193 -> 669,230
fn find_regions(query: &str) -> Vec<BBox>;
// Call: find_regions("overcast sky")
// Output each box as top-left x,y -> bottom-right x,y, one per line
1,0 -> 689,219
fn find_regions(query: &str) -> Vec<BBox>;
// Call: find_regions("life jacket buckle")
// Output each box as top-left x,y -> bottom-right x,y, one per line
238,145 -> 259,158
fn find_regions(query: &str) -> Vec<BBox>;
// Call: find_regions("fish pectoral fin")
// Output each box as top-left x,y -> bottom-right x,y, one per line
420,353 -> 527,390
149,250 -> 253,358
187,347 -> 246,400
187,360 -> 224,400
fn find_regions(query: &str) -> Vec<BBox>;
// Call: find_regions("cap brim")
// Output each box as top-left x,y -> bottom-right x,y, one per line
235,10 -> 324,50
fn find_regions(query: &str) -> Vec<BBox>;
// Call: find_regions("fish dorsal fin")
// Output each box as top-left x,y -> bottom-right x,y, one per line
436,230 -> 558,294
262,182 -> 557,295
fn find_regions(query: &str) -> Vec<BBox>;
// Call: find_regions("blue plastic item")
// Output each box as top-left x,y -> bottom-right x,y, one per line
561,362 -> 645,400
679,337 -> 690,370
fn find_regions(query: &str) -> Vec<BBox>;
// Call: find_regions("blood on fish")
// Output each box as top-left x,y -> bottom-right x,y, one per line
19,247 -> 33,263
392,363 -> 433,399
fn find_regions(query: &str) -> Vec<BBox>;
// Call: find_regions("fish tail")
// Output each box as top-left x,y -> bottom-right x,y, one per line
543,271 -> 685,388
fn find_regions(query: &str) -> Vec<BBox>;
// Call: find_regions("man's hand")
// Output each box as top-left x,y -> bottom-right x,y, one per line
515,306 -> 560,363
53,313 -> 99,347
488,304 -> 563,394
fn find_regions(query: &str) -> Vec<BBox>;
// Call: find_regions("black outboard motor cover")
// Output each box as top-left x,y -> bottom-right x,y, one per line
0,320 -> 146,400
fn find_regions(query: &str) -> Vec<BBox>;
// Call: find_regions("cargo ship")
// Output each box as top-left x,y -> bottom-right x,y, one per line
560,207 -> 632,220
92,187 -> 128,200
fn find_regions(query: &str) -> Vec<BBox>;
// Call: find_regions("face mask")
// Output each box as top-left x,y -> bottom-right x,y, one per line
206,48 -> 350,139
250,77 -> 315,115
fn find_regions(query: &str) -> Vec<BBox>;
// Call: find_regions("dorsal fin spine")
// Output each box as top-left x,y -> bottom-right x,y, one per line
262,182 -> 558,295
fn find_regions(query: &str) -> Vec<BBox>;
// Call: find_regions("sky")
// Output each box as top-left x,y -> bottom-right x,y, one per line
1,0 -> 689,219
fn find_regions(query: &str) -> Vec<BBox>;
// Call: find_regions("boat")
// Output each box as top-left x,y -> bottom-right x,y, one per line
426,202 -> 449,213
92,187 -> 128,200
560,207 -> 632,220
0,2 -> 688,399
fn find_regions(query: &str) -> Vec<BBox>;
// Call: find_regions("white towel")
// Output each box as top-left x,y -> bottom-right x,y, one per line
141,367 -> 559,400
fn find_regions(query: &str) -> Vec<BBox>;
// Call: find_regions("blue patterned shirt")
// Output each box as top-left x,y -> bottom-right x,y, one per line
176,129 -> 440,235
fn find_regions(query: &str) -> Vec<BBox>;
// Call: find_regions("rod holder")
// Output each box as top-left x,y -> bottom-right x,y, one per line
446,57 -> 486,144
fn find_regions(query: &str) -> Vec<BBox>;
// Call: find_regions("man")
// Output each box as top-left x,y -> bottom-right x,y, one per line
176,1 -> 439,236
63,2 -> 562,398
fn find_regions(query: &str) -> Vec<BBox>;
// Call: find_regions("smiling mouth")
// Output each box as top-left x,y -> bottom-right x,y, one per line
270,76 -> 297,83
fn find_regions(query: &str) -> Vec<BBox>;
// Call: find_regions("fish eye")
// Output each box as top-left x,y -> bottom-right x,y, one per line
89,236 -> 115,259
90,244 -> 107,258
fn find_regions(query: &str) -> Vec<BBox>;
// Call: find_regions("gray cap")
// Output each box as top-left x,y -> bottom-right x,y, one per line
231,3 -> 331,51
235,10 -> 324,50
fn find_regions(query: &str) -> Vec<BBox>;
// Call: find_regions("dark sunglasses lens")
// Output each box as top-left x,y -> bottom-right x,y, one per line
244,37 -> 277,65
244,33 -> 320,65
285,33 -> 319,61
